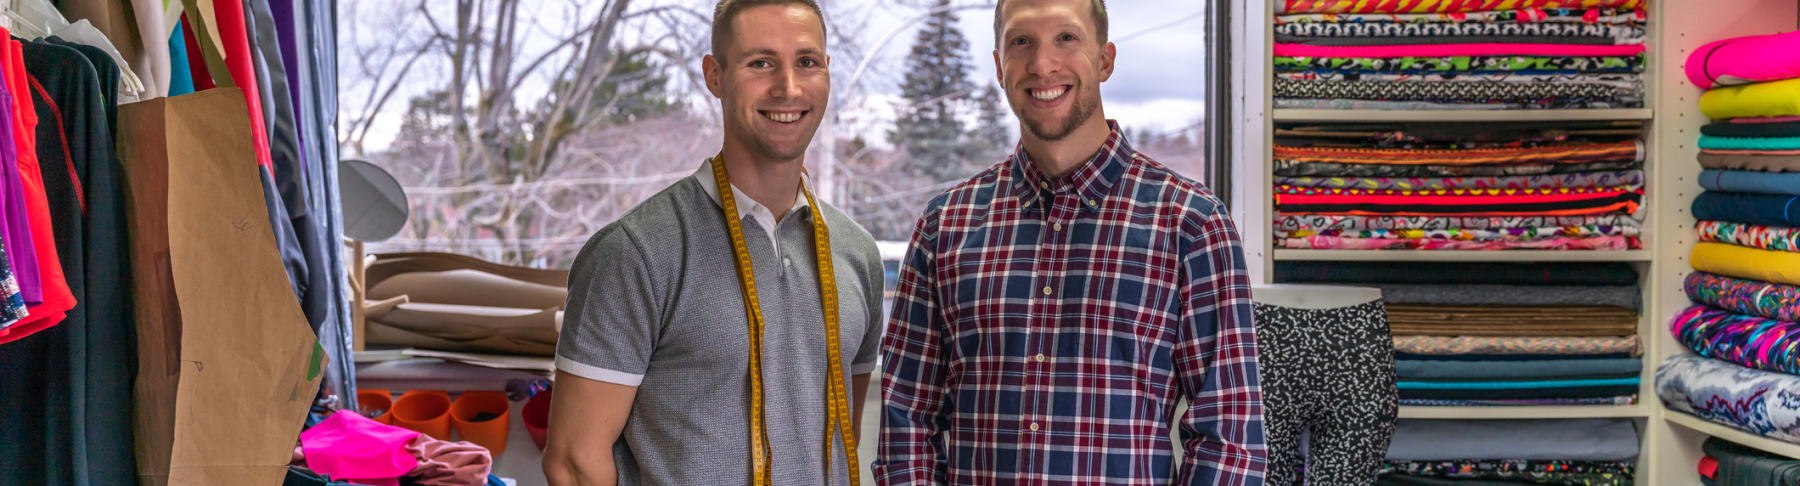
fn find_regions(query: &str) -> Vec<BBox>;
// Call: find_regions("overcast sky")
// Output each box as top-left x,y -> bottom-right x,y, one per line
346,0 -> 1208,153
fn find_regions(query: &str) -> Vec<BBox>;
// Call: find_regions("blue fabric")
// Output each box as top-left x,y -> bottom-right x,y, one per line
1699,135 -> 1800,151
1700,169 -> 1800,196
1396,358 -> 1642,379
1658,353 -> 1800,443
1397,377 -> 1639,390
167,21 -> 195,96
486,475 -> 507,486
1693,191 -> 1800,227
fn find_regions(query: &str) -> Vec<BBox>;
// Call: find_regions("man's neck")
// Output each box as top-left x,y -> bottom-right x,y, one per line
719,142 -> 805,222
1020,117 -> 1113,181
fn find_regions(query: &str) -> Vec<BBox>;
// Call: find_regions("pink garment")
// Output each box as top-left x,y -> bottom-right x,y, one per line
299,411 -> 421,486
406,435 -> 494,486
1273,42 -> 1646,58
1733,116 -> 1800,124
1277,235 -> 1637,250
1685,31 -> 1800,90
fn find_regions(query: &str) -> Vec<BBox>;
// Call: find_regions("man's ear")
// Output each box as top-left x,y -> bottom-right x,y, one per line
1097,42 -> 1116,83
703,54 -> 724,98
993,49 -> 1004,85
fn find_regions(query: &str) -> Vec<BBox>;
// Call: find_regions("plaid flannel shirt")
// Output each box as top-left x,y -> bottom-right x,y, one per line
876,121 -> 1267,485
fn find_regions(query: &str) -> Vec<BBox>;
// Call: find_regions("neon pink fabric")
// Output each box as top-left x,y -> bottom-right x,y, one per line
1686,31 -> 1800,90
1733,116 -> 1800,124
1273,42 -> 1647,58
206,0 -> 273,169
299,411 -> 420,486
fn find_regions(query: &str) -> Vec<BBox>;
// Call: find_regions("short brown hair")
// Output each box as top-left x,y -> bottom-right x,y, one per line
994,0 -> 1109,45
711,0 -> 828,63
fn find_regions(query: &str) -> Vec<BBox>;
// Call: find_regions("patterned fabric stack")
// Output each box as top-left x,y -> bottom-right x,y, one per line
1656,29 -> 1800,453
1276,261 -> 1642,406
1272,121 -> 1646,251
1377,418 -> 1638,485
1273,1 -> 1648,110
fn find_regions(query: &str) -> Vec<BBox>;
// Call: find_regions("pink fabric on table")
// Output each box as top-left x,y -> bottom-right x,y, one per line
299,411 -> 421,486
1273,42 -> 1646,58
1685,31 -> 1800,90
405,435 -> 493,486
1733,116 -> 1800,124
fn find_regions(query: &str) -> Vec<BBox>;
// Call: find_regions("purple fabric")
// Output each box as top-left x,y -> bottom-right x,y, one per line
300,411 -> 420,486
269,0 -> 308,180
0,64 -> 39,305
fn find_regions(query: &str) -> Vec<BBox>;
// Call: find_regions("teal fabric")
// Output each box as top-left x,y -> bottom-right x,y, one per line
1698,135 -> 1800,151
1397,377 -> 1639,390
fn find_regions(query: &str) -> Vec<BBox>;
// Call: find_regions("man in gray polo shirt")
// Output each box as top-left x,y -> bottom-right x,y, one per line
541,1 -> 884,485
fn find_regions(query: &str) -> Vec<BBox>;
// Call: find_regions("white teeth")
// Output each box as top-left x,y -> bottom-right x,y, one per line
1032,87 -> 1066,101
764,111 -> 802,123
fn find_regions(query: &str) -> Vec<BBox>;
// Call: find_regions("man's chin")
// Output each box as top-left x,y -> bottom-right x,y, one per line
1023,117 -> 1075,141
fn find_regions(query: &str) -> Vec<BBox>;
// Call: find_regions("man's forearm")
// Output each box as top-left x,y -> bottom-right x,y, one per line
544,449 -> 617,486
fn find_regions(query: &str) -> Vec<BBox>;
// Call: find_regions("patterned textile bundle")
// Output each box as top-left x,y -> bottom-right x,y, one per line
1670,304 -> 1800,376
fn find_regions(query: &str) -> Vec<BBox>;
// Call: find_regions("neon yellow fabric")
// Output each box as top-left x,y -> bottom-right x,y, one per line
1701,78 -> 1800,119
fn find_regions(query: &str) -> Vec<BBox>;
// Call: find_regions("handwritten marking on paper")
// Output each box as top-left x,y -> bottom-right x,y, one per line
233,218 -> 251,232
190,361 -> 204,373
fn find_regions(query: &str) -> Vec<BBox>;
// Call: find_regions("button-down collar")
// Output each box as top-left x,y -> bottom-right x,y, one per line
1011,120 -> 1133,211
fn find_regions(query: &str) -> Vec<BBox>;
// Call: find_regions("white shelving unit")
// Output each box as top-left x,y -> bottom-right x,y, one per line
1243,1 -> 1800,483
1246,1 -> 1800,482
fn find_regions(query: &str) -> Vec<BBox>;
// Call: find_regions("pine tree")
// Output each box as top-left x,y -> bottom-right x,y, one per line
972,82 -> 1013,155
888,0 -> 979,182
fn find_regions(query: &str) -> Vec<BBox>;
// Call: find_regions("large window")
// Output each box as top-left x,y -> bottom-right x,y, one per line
340,0 -> 1211,268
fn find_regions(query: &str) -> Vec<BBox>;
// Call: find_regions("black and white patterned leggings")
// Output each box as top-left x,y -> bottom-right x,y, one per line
1252,300 -> 1399,485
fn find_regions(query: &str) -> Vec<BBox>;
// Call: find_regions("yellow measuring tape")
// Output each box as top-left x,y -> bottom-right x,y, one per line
711,156 -> 860,486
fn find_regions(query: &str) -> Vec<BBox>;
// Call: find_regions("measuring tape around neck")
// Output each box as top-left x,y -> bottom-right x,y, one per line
711,156 -> 860,486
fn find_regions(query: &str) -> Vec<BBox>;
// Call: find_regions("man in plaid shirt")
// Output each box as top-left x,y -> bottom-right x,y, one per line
874,0 -> 1268,484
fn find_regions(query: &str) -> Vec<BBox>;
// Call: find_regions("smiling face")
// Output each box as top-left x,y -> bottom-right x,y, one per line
993,0 -> 1114,143
704,4 -> 831,163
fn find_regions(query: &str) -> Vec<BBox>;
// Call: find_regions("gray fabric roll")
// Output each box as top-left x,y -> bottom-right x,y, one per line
1348,283 -> 1641,313
1386,418 -> 1640,461
1395,358 -> 1643,379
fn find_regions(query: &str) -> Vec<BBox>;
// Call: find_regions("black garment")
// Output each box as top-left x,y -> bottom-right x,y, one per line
244,0 -> 331,333
1702,121 -> 1800,138
1253,300 -> 1399,486
0,39 -> 136,486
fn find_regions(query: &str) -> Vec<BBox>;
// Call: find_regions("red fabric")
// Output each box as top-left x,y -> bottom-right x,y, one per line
181,13 -> 215,91
207,0 -> 273,169
1275,188 -> 1642,206
0,32 -> 73,343
1699,455 -> 1719,479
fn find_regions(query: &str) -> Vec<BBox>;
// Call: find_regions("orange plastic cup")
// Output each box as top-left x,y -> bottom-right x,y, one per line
356,389 -> 394,425
450,391 -> 511,456
392,389 -> 453,439
522,389 -> 553,451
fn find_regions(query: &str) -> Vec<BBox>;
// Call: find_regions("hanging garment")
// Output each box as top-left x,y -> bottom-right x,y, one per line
191,0 -> 273,169
0,35 -> 77,342
179,13 -> 214,91
0,38 -> 138,486
1253,300 -> 1398,486
246,0 -> 329,332
0,47 -> 40,307
166,19 -> 195,95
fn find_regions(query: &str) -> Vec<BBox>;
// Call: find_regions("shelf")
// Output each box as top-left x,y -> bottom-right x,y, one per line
1271,108 -> 1654,122
1399,404 -> 1649,420
1665,410 -> 1800,460
1272,249 -> 1653,262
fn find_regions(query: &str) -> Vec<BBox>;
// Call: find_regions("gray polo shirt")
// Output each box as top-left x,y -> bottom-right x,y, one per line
555,161 -> 884,486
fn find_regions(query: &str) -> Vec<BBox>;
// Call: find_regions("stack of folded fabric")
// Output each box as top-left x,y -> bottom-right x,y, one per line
1657,29 -> 1800,444
1278,261 -> 1642,406
1273,1 -> 1648,110
1698,438 -> 1800,485
1272,122 -> 1646,251
1378,418 -> 1638,485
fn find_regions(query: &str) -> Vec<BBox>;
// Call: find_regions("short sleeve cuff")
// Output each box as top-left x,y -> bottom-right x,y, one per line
556,355 -> 645,386
852,360 -> 878,375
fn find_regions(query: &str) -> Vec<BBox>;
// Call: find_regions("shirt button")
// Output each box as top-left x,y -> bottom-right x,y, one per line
783,257 -> 792,268
1052,223 -> 1063,231
1041,286 -> 1053,296
1035,353 -> 1047,362
1028,422 -> 1040,431
1087,199 -> 1098,207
